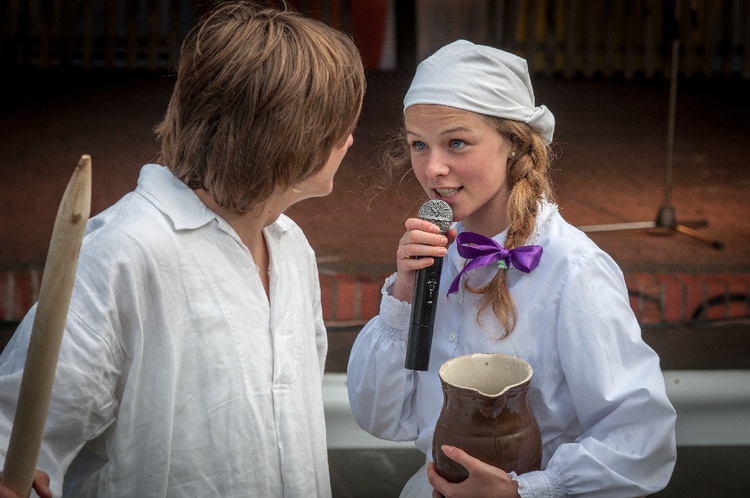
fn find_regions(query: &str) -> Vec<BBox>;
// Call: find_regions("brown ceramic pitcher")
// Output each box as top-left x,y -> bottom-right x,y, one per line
432,353 -> 542,483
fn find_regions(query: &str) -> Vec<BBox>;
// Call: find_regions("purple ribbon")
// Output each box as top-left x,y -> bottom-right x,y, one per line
447,232 -> 543,296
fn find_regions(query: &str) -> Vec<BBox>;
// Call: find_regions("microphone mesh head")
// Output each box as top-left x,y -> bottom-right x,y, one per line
418,199 -> 453,233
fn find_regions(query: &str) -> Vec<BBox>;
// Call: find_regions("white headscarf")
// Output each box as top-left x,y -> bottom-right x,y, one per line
403,40 -> 555,144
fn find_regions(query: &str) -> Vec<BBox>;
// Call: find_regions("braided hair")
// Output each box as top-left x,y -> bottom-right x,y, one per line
464,117 -> 555,339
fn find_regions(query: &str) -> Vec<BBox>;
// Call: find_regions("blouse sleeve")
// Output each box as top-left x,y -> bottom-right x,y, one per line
515,251 -> 677,497
346,274 -> 421,442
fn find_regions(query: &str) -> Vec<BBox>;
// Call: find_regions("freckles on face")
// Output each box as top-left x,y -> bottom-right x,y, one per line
404,105 -> 513,230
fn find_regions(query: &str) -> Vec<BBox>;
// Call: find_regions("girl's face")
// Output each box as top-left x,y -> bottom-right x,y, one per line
405,104 -> 514,236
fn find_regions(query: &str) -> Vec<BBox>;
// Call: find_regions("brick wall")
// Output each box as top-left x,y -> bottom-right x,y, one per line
2,266 -> 748,369
626,272 -> 750,324
3,265 -> 748,326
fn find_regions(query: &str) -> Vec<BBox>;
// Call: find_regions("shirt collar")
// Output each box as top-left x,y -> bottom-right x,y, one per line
136,164 -> 215,230
135,164 -> 297,235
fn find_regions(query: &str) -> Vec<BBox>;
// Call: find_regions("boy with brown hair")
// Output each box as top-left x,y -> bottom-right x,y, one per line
0,2 -> 365,496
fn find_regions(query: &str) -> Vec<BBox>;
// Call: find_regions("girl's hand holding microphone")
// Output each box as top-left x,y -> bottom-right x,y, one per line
392,215 -> 456,304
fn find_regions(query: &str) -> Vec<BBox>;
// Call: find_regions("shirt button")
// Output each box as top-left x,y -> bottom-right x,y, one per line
448,333 -> 456,342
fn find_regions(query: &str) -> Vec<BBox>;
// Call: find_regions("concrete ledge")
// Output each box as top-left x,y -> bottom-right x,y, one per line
323,370 -> 750,450
663,370 -> 750,446
324,373 -> 415,450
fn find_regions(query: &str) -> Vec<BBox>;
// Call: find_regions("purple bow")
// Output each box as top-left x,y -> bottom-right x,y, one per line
447,231 -> 543,296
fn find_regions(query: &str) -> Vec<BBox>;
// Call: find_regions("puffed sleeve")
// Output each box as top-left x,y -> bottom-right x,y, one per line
346,274 -> 421,442
0,306 -> 120,498
515,251 -> 677,497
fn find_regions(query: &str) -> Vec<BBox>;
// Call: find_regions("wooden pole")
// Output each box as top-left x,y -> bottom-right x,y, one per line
1,155 -> 92,497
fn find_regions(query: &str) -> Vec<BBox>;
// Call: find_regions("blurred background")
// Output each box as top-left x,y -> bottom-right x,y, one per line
1,1 -> 749,496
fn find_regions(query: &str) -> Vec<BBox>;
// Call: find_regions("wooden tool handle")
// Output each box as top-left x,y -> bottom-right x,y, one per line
2,155 -> 92,497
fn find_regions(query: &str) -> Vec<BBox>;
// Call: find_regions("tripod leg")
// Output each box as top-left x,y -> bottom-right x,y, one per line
675,224 -> 724,249
578,221 -> 657,232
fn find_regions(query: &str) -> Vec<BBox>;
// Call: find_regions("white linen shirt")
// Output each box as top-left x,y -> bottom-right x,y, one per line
0,164 -> 331,497
347,201 -> 677,497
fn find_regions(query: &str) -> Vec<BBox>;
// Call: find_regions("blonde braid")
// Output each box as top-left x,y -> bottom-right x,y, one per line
467,118 -> 554,339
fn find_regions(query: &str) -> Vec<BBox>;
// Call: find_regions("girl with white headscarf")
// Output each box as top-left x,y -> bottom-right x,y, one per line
347,40 -> 676,497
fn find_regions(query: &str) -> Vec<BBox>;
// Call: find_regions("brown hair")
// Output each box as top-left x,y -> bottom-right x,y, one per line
466,117 -> 555,338
155,1 -> 366,212
380,116 -> 555,338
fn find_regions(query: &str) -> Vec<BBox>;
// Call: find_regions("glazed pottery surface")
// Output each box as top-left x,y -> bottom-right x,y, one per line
432,353 -> 541,483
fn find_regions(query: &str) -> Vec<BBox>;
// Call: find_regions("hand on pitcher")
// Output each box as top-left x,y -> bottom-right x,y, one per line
427,445 -> 521,498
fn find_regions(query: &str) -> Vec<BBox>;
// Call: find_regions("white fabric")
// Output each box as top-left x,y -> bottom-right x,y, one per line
347,201 -> 676,497
0,164 -> 331,497
403,39 -> 555,144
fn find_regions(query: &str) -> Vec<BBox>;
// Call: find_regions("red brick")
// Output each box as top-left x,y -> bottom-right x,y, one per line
332,273 -> 358,322
318,272 -> 335,322
357,279 -> 382,320
624,272 -> 750,324
0,268 -> 42,322
625,272 -> 662,324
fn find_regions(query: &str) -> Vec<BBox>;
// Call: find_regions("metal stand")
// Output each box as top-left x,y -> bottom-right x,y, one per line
578,1 -> 723,250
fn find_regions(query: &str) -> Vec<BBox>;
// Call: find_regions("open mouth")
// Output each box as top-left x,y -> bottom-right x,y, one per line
435,187 -> 461,198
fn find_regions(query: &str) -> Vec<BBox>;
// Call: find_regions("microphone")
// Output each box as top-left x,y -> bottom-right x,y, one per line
405,199 -> 453,371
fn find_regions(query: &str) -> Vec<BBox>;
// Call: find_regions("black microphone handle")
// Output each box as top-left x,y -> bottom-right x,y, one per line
405,256 -> 443,371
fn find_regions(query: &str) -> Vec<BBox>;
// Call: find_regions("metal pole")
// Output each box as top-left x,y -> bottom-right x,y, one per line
657,0 -> 681,228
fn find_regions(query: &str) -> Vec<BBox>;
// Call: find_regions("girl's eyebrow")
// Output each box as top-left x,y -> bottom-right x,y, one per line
406,126 -> 473,137
440,126 -> 473,135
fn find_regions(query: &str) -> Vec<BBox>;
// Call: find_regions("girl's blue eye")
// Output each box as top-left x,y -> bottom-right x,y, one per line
412,141 -> 427,151
450,139 -> 465,149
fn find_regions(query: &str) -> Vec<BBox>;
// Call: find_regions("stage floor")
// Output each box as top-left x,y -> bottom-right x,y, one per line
1,69 -> 749,272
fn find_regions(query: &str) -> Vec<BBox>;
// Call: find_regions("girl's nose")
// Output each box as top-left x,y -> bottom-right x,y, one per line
423,151 -> 449,177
